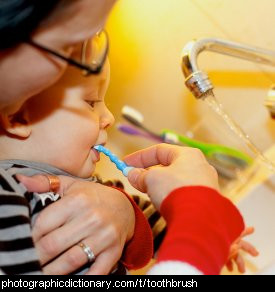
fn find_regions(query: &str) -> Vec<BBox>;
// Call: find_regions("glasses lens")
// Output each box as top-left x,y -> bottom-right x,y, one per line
82,31 -> 108,69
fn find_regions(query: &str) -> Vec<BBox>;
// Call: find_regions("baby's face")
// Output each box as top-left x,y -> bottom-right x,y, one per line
27,60 -> 114,177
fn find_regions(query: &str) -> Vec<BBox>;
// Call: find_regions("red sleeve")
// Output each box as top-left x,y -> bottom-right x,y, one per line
157,186 -> 244,275
111,187 -> 154,270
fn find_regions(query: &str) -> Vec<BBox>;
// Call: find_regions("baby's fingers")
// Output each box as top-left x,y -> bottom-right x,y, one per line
241,226 -> 254,238
239,240 -> 259,257
226,259 -> 233,272
234,254 -> 246,274
229,244 -> 239,259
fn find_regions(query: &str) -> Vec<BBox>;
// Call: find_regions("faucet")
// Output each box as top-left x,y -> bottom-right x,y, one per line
181,38 -> 275,117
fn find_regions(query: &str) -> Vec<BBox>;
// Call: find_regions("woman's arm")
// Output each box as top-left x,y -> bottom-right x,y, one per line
124,144 -> 245,274
18,175 -> 137,275
149,186 -> 244,275
18,174 -> 154,275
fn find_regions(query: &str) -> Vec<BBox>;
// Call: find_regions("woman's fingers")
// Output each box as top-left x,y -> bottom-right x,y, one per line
16,174 -> 75,194
35,217 -> 86,265
124,144 -> 181,168
32,194 -> 77,242
34,195 -> 108,265
127,168 -> 148,193
43,241 -> 98,275
126,144 -> 218,210
85,248 -> 122,275
32,182 -> 133,274
16,174 -> 52,193
43,231 -> 122,275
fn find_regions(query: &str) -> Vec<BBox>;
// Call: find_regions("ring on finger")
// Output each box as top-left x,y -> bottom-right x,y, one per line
78,242 -> 96,263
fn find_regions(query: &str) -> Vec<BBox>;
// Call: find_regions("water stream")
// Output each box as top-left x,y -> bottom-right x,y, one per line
205,93 -> 275,173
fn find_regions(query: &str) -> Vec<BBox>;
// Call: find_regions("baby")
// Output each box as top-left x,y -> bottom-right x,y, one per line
0,48 -> 169,274
0,50 -> 257,275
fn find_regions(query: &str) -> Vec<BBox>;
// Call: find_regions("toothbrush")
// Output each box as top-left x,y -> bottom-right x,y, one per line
117,122 -> 239,178
162,129 -> 253,169
121,105 -> 252,169
94,145 -> 134,177
117,123 -> 163,142
122,105 -> 161,140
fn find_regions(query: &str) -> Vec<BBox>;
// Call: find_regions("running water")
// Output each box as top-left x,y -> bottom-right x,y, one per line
205,92 -> 275,173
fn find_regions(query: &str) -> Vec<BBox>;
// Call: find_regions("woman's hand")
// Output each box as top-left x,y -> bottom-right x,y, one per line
125,144 -> 219,210
17,174 -> 135,275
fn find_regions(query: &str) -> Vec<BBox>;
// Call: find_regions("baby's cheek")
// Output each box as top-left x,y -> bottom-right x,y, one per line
76,120 -> 99,157
84,118 -> 100,147
59,112 -> 99,174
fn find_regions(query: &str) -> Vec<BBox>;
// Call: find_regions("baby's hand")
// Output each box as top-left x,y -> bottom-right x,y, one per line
226,227 -> 259,273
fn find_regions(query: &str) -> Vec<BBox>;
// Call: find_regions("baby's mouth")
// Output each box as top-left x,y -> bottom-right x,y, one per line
93,142 -> 106,148
91,143 -> 106,162
91,148 -> 100,162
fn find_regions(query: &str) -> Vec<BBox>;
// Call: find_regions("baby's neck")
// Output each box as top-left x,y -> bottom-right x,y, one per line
0,159 -> 97,182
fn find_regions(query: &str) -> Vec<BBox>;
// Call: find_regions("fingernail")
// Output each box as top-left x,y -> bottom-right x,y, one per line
128,168 -> 143,184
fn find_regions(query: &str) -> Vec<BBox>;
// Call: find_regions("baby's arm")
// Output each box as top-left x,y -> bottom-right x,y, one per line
103,179 -> 166,253
226,227 -> 259,273
0,169 -> 43,274
131,194 -> 166,252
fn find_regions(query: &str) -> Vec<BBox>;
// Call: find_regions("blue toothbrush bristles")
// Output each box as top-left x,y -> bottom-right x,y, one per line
94,145 -> 134,177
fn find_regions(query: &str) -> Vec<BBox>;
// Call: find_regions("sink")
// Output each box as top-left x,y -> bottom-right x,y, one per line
237,173 -> 275,274
225,145 -> 275,274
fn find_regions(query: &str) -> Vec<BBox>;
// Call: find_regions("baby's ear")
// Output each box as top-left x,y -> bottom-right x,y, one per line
0,106 -> 31,138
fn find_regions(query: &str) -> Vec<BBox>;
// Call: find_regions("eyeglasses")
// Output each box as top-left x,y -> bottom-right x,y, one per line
28,30 -> 109,76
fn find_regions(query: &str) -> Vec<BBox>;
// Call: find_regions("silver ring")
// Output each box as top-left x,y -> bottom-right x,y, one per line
78,242 -> 96,263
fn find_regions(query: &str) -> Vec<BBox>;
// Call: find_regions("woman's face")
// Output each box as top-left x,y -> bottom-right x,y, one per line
0,0 -> 116,114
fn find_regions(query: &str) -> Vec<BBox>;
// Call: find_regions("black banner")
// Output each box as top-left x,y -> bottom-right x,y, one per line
0,275 -> 269,290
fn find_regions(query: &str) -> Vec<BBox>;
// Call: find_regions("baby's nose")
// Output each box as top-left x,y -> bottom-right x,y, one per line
101,108 -> 115,129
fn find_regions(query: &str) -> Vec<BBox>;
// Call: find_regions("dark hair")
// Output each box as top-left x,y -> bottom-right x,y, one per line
0,0 -> 59,50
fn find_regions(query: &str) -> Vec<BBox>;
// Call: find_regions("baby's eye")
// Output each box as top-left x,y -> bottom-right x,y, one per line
85,100 -> 96,108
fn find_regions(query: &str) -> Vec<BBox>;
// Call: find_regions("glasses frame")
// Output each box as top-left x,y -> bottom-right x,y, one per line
28,30 -> 109,76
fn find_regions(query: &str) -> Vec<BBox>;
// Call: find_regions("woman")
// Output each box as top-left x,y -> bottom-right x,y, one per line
0,0 -> 138,275
0,0 -> 244,275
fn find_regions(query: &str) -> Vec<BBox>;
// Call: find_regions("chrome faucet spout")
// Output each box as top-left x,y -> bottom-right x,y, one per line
182,38 -> 275,99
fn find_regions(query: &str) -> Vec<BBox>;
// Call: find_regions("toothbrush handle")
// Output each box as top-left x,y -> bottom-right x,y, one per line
94,145 -> 134,177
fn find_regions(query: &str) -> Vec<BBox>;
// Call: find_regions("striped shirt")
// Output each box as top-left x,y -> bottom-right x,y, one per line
0,160 -> 166,275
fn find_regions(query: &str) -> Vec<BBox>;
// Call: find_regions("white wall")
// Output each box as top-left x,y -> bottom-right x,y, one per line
96,0 -> 275,190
